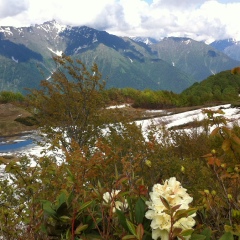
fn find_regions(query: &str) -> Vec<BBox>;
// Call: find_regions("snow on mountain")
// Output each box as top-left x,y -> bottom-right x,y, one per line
210,38 -> 240,61
47,47 -> 63,56
130,36 -> 160,45
0,26 -> 13,36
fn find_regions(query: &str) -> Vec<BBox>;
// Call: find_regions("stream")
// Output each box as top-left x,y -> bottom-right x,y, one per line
0,131 -> 37,153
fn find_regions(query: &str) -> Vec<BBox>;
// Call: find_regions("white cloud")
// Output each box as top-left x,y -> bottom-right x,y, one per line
0,0 -> 29,18
0,0 -> 239,41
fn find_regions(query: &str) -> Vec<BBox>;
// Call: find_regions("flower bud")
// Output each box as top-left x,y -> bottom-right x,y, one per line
211,190 -> 217,196
234,167 -> 239,172
211,149 -> 216,154
204,189 -> 210,195
145,160 -> 152,168
221,163 -> 227,168
180,166 -> 185,173
228,194 -> 233,200
204,190 -> 210,195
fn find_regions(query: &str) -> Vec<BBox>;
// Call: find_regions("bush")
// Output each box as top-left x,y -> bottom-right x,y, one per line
14,116 -> 38,126
0,91 -> 24,103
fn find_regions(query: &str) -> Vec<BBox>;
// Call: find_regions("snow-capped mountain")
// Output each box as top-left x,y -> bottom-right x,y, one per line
0,20 -> 239,94
210,39 -> 240,61
130,37 -> 160,45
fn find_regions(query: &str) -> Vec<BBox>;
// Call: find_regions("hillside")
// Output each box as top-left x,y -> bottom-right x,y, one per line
181,70 -> 240,105
150,37 -> 240,81
210,38 -> 240,61
0,103 -> 35,137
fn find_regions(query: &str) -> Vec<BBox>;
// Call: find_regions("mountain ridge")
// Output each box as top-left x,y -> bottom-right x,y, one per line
0,20 -> 239,94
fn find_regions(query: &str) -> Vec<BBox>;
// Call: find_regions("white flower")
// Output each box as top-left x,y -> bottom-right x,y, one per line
152,229 -> 169,240
145,177 -> 195,240
103,189 -> 128,213
103,190 -> 121,203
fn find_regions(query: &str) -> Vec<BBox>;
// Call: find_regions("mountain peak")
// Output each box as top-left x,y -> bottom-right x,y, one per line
130,36 -> 160,45
34,20 -> 66,34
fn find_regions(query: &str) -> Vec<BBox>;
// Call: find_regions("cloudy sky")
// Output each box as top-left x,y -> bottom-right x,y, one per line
0,0 -> 239,42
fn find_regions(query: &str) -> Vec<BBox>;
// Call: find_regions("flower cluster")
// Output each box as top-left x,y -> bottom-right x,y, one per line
145,177 -> 195,240
103,190 -> 128,213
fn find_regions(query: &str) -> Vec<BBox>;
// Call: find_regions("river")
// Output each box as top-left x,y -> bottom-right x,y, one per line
0,131 -> 37,154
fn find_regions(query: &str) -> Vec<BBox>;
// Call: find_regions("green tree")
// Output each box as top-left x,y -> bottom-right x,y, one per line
27,55 -> 110,151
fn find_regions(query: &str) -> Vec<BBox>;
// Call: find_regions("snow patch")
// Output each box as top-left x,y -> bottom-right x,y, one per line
52,22 -> 66,33
106,104 -> 130,109
11,56 -> 18,63
144,38 -> 151,45
0,27 -> 13,36
184,40 -> 191,45
73,45 -> 88,54
210,69 -> 216,75
128,57 -> 133,63
47,47 -> 63,56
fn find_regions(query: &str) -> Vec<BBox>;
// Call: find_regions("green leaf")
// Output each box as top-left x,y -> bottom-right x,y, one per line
79,200 -> 94,211
219,232 -> 234,240
5,162 -> 16,173
42,200 -> 57,218
74,224 -> 88,234
126,219 -> 137,237
66,167 -> 75,182
200,228 -> 212,240
180,228 -> 194,237
59,215 -> 71,222
127,196 -> 134,222
174,208 -> 196,222
190,233 -> 206,240
76,200 -> 94,219
173,209 -> 188,222
57,191 -> 67,206
56,202 -> 68,216
135,197 -> 146,224
185,208 -> 197,216
67,191 -> 74,207
122,235 -> 137,239
160,196 -> 170,210
222,139 -> 231,152
116,209 -> 128,231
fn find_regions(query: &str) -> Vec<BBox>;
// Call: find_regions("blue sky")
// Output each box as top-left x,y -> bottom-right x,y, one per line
0,0 -> 239,42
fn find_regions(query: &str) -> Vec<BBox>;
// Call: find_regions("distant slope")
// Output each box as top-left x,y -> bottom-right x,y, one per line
181,70 -> 240,105
210,39 -> 240,61
77,41 -> 195,93
150,37 -> 240,81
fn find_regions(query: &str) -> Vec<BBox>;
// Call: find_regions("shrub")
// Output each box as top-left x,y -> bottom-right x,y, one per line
0,91 -> 24,103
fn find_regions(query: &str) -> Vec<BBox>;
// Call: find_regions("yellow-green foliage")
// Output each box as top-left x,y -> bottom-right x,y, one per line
0,91 -> 24,103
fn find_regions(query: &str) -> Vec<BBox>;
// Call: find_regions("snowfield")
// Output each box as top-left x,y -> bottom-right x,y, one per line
137,104 -> 240,130
1,104 -> 240,158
